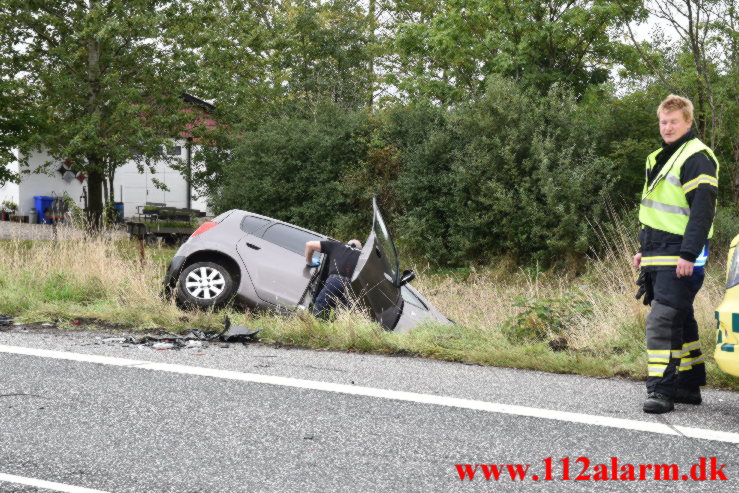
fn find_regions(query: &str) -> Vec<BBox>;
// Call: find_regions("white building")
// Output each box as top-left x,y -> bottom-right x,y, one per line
1,94 -> 217,222
0,142 -> 210,222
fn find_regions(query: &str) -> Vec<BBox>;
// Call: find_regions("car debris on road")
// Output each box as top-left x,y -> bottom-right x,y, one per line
1,314 -> 261,351
95,316 -> 262,350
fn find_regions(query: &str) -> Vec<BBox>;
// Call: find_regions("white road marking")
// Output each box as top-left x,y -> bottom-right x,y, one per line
0,473 -> 109,493
2,344 -> 739,445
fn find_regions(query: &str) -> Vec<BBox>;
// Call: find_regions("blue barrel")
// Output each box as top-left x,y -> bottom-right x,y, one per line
113,202 -> 124,223
33,196 -> 54,224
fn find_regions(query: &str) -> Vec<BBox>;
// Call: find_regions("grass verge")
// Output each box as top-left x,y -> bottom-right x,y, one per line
0,222 -> 735,391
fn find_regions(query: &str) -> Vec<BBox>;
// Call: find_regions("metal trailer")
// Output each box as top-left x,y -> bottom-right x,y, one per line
125,203 -> 202,245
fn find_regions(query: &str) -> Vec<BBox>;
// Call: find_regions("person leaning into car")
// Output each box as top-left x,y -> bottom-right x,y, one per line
304,238 -> 363,317
634,94 -> 719,414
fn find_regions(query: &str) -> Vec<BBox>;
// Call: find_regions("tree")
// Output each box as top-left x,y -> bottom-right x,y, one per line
172,0 -> 374,120
175,0 -> 378,201
0,0 -> 192,224
387,0 -> 637,102
0,78 -> 40,186
618,0 -> 739,203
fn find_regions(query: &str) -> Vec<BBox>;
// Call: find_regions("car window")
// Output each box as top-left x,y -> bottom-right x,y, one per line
401,286 -> 428,310
240,216 -> 270,235
262,223 -> 321,255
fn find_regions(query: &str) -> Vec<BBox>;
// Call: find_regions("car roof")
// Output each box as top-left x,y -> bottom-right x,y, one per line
226,209 -> 329,239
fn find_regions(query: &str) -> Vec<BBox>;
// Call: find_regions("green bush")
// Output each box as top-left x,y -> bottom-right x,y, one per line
208,79 -> 728,269
212,103 -> 373,238
502,292 -> 593,346
394,77 -> 619,267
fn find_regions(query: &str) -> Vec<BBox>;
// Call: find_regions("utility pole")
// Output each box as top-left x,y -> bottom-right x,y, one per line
186,137 -> 193,210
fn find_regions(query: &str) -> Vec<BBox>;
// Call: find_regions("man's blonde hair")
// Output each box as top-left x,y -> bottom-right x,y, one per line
657,94 -> 694,122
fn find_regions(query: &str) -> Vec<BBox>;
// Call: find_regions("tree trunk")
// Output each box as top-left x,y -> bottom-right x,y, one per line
102,177 -> 109,204
86,165 -> 104,228
108,167 -> 115,202
733,142 -> 739,205
85,1 -> 102,227
367,0 -> 376,109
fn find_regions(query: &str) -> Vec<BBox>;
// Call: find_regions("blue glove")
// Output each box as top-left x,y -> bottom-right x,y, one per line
307,260 -> 321,268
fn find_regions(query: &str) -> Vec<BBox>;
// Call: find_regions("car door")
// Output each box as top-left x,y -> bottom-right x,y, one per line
350,197 -> 403,330
236,220 -> 321,307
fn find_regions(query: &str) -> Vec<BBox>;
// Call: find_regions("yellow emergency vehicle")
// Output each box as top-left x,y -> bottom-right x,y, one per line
715,233 -> 739,376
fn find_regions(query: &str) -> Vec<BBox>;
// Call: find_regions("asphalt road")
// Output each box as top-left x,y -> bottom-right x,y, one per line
1,327 -> 739,492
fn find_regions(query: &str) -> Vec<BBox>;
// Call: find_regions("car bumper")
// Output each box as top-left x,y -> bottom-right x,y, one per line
714,286 -> 739,377
162,255 -> 187,296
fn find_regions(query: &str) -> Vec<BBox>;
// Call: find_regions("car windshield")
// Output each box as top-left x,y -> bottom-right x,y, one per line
401,285 -> 427,310
372,197 -> 400,286
728,247 -> 739,289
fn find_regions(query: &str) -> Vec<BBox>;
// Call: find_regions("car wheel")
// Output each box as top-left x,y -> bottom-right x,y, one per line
177,261 -> 235,309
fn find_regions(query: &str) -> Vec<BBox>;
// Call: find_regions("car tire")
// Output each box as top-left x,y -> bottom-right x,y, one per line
176,261 -> 235,309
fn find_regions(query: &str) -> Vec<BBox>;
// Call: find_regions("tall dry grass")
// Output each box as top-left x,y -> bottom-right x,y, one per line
0,225 -> 186,328
0,219 -> 733,387
409,208 -> 727,382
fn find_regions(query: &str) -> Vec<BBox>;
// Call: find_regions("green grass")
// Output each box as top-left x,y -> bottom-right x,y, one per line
0,229 -> 737,391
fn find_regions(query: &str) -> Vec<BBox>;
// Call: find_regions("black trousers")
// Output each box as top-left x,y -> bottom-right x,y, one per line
645,269 -> 706,395
312,275 -> 349,318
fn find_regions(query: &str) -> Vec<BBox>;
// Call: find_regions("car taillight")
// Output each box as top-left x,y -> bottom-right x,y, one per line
191,221 -> 218,237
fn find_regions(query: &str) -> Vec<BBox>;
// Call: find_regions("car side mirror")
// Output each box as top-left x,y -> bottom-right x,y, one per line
399,269 -> 415,286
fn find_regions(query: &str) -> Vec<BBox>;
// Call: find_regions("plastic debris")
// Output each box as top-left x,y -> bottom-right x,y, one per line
0,316 -> 13,326
61,316 -> 261,351
220,316 -> 262,343
102,337 -> 127,343
221,324 -> 262,342
153,342 -> 175,350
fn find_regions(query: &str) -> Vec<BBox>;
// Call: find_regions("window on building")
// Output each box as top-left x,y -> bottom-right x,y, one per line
165,145 -> 182,157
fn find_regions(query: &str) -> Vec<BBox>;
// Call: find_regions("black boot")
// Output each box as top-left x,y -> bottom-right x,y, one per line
675,387 -> 702,405
643,392 -> 674,414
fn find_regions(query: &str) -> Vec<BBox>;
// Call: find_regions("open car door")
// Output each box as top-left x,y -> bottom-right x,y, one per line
350,198 -> 403,330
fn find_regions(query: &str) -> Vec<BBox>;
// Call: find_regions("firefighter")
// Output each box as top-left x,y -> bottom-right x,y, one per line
634,95 -> 719,414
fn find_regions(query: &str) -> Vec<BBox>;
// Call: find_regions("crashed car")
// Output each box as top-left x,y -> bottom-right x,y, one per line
715,233 -> 739,377
163,198 -> 451,333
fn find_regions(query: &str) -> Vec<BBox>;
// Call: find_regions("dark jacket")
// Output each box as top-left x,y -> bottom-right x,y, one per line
639,129 -> 718,270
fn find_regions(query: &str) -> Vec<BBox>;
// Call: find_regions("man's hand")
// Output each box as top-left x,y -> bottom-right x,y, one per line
633,253 -> 642,269
307,259 -> 321,268
676,258 -> 694,278
305,240 -> 321,264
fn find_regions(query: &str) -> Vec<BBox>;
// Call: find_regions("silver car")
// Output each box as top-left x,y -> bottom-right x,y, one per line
163,198 -> 451,333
